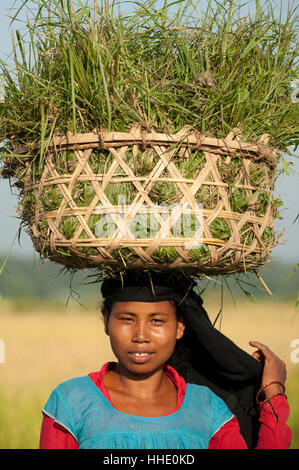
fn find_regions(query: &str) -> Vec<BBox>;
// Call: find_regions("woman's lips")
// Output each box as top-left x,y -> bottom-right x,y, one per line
128,352 -> 153,363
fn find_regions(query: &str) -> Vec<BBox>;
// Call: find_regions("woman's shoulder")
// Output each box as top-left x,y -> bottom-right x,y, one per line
186,383 -> 233,411
45,373 -> 103,411
42,375 -> 94,443
42,372 -> 104,428
185,383 -> 234,435
50,375 -> 91,394
186,382 -> 219,396
49,363 -> 111,395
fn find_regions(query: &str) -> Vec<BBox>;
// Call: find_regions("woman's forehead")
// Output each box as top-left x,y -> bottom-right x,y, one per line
111,300 -> 176,315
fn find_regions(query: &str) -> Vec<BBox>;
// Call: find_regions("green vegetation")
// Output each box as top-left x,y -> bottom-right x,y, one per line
287,373 -> 299,449
0,0 -> 297,272
0,390 -> 44,449
0,255 -> 298,304
0,0 -> 297,148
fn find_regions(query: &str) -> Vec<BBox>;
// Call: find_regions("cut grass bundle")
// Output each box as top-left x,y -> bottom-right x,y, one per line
0,0 -> 298,275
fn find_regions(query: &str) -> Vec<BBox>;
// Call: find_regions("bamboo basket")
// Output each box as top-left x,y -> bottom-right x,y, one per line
15,125 -> 280,275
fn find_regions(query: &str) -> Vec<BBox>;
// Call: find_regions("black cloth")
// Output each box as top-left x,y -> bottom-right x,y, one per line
101,270 -> 263,448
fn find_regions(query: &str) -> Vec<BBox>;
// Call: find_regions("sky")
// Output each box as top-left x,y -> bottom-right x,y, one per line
0,0 -> 298,266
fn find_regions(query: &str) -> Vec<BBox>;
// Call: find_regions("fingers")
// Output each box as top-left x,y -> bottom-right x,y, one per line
252,350 -> 264,362
249,341 -> 275,358
249,340 -> 287,387
249,341 -> 281,361
249,341 -> 270,352
249,341 -> 268,362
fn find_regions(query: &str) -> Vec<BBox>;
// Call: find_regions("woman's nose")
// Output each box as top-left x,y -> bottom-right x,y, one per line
132,321 -> 150,342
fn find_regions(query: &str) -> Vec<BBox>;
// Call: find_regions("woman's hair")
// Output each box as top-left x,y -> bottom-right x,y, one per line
101,298 -> 114,317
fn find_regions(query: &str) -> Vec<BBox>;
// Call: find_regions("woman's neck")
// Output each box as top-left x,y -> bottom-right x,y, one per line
105,363 -> 172,400
103,363 -> 178,416
111,363 -> 172,399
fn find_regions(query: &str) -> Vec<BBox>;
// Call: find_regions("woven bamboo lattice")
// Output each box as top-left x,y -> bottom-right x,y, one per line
19,125 -> 280,274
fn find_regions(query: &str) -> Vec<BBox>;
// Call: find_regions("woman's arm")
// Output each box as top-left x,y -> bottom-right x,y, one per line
208,416 -> 247,449
256,394 -> 292,449
209,341 -> 292,449
39,414 -> 79,449
209,394 -> 292,449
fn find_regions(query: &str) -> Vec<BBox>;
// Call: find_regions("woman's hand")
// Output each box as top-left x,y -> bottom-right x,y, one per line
249,341 -> 286,398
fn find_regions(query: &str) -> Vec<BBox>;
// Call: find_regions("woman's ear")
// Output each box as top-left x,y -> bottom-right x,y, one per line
102,309 -> 109,335
176,314 -> 185,340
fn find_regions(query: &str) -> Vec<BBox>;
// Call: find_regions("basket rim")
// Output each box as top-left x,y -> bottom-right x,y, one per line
13,126 -> 278,168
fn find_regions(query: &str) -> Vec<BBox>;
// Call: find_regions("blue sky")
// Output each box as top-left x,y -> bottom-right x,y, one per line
0,0 -> 298,264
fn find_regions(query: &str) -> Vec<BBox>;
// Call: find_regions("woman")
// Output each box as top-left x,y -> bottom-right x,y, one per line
39,271 -> 292,449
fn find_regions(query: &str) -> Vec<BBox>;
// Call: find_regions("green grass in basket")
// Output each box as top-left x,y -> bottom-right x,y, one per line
0,0 -> 297,157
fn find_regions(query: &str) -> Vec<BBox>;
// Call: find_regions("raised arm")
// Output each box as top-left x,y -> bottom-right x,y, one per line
209,341 -> 292,449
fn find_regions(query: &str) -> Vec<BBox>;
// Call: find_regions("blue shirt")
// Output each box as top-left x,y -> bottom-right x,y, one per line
42,372 -> 234,449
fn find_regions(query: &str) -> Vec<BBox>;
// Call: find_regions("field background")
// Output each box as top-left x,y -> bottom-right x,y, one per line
0,0 -> 298,451
0,258 -> 298,449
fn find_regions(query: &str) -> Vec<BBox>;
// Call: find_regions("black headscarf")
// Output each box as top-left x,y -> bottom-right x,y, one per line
101,270 -> 263,449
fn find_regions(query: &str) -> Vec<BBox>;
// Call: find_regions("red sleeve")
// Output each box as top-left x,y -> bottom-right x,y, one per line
39,414 -> 78,449
255,395 -> 292,449
208,417 -> 248,449
209,395 -> 292,449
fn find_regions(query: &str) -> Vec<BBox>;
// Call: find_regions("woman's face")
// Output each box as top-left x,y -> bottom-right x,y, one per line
103,301 -> 185,377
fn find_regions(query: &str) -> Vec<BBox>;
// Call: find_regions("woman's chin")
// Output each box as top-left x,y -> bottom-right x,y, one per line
116,356 -> 166,377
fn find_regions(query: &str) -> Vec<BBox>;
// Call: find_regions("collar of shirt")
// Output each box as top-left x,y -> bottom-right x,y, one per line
88,361 -> 187,416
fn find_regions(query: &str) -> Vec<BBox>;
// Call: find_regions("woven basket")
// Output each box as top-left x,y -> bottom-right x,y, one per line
18,125 -> 280,275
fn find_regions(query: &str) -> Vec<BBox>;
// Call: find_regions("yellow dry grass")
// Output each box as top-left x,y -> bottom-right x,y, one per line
0,295 -> 298,449
0,301 -> 116,397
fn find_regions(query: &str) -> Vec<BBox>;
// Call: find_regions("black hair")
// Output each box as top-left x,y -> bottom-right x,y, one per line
101,298 -> 114,317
